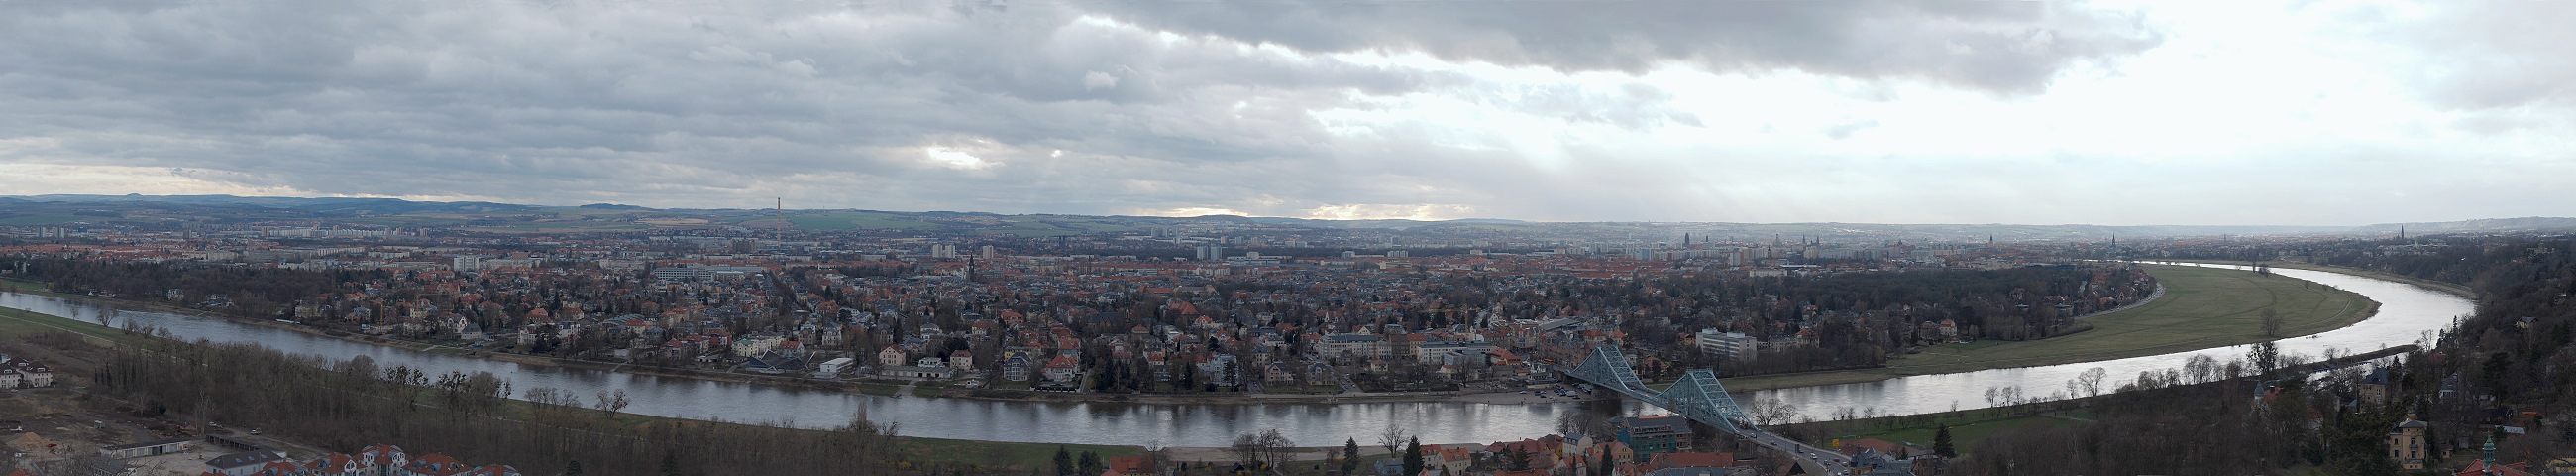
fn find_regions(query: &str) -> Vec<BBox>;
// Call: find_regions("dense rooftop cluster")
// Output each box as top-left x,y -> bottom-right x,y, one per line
0,219 -> 2152,396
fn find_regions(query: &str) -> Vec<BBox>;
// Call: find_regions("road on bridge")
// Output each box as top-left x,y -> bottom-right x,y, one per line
1558,345 -> 1875,476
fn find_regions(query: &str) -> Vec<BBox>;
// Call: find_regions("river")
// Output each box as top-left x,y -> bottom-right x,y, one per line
1744,263 -> 2471,418
0,263 -> 2471,445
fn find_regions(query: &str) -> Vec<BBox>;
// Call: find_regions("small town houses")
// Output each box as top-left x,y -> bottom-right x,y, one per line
188,443 -> 521,476
0,356 -> 54,389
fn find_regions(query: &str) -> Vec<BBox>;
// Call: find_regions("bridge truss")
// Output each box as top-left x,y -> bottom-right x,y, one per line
1562,345 -> 1758,433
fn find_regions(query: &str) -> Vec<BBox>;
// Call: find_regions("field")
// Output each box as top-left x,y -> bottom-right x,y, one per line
977,221 -> 1085,237
461,223 -> 657,233
0,278 -> 43,292
782,211 -> 941,231
902,436 -> 1142,470
1795,407 -> 2091,457
0,215 -> 88,225
2170,259 -> 2475,298
0,307 -> 157,348
1725,264 -> 2375,391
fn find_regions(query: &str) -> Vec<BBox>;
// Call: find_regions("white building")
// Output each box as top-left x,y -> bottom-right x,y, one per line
1319,333 -> 1387,359
1696,329 -> 1757,361
815,357 -> 856,377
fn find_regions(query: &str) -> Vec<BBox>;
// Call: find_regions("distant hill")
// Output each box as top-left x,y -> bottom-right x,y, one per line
2,193 -> 2568,239
2352,217 -> 2576,234
19,194 -> 535,215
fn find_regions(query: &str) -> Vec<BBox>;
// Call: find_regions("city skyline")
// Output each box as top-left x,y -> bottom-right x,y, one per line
2,1 -> 2570,225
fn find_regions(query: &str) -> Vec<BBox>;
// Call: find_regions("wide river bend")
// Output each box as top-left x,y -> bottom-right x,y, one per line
0,264 -> 2470,445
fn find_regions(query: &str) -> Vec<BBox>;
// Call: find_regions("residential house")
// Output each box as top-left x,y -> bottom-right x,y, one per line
1849,448 -> 1914,476
1101,456 -> 1153,476
2390,416 -> 2430,470
305,453 -> 361,475
2359,367 -> 2395,407
877,346 -> 908,367
1002,354 -> 1032,382
1643,451 -> 1737,473
359,444 -> 408,475
1201,354 -> 1238,387
1422,444 -> 1477,474
1042,355 -> 1082,383
247,460 -> 307,476
3,359 -> 52,388
403,453 -> 472,476
1265,363 -> 1296,384
730,333 -> 784,357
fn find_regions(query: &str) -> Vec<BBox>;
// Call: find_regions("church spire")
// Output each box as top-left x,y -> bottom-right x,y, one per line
2484,434 -> 2497,465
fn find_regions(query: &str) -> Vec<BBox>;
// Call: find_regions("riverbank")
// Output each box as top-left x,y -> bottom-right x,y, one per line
0,293 -> 1172,472
0,280 -> 1589,408
2162,259 -> 2477,298
1721,264 -> 2381,391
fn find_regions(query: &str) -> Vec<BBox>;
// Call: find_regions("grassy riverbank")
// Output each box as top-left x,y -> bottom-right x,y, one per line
2164,259 -> 2476,298
0,303 -> 159,348
1787,405 -> 2091,457
1724,264 -> 2377,391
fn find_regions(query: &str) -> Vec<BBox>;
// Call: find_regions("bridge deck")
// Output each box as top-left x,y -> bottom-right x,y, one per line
1561,345 -> 1868,474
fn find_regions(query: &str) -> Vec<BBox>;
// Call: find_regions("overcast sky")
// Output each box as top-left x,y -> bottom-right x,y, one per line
1,0 -> 2569,225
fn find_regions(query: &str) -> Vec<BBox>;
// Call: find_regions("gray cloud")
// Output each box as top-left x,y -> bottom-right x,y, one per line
0,1 -> 1457,210
5,1 -> 2563,226
1084,1 -> 2163,93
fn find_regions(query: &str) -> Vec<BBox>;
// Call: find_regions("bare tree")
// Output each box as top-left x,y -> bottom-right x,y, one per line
593,389 -> 631,416
1230,433 -> 1262,464
1254,428 -> 1295,465
1983,385 -> 2024,407
2075,367 -> 2108,398
2183,354 -> 2219,384
1142,440 -> 1171,474
1377,423 -> 1408,456
2261,308 -> 2284,337
1555,409 -> 1611,437
1746,396 -> 1800,426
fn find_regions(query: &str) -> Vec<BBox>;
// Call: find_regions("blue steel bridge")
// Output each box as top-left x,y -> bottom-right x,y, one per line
1560,345 -> 1863,475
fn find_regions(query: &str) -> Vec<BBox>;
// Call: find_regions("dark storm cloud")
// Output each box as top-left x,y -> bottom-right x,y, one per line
1084,1 -> 2162,93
